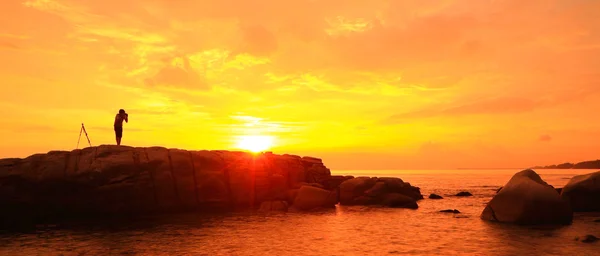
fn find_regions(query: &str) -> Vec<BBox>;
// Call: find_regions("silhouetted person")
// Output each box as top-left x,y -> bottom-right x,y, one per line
114,109 -> 128,145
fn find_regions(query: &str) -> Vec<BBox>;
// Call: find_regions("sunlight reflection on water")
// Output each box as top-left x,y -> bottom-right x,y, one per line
1,169 -> 599,255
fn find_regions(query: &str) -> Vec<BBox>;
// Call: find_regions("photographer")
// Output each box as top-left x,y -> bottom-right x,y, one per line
114,109 -> 129,145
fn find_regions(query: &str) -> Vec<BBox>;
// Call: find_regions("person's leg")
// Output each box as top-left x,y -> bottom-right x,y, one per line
115,126 -> 123,145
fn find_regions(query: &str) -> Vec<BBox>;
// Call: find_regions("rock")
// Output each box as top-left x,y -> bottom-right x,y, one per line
440,209 -> 460,213
292,186 -> 337,211
0,145 -> 334,227
302,157 -> 331,183
429,194 -> 443,199
258,201 -> 288,212
292,182 -> 324,189
353,196 -> 377,205
560,171 -> 600,212
319,175 -> 352,190
364,182 -> 386,197
481,169 -> 572,225
377,177 -> 423,200
555,188 -> 562,194
594,219 -> 600,223
381,193 -> 418,209
581,235 -> 599,243
456,192 -> 473,197
496,187 -> 503,193
285,189 -> 299,204
339,177 -> 378,205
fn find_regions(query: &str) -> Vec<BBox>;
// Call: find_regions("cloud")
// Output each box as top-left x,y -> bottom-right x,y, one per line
0,41 -> 20,49
539,135 -> 552,142
236,25 -> 278,56
386,97 -> 539,123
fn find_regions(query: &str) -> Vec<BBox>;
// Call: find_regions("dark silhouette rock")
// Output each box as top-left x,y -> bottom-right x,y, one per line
594,219 -> 600,223
364,182 -> 386,197
555,188 -> 562,194
429,194 -> 443,199
338,177 -> 422,207
496,187 -> 503,193
0,145 -> 335,227
581,235 -> 599,243
292,185 -> 337,211
481,169 -> 572,225
381,193 -> 418,209
456,192 -> 473,197
560,171 -> 600,212
319,175 -> 352,190
339,177 -> 378,205
440,209 -> 460,213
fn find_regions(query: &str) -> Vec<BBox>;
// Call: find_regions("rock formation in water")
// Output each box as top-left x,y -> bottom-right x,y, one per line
481,169 -> 573,225
0,145 -> 423,227
455,191 -> 473,197
560,171 -> 600,212
338,177 -> 423,208
428,194 -> 443,199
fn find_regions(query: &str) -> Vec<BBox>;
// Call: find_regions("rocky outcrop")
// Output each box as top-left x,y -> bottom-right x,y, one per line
0,146 -> 332,226
338,177 -> 422,208
560,171 -> 600,212
481,169 -> 572,225
0,145 -> 428,228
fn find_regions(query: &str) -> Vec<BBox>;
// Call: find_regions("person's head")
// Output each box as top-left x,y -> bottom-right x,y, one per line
119,109 -> 126,114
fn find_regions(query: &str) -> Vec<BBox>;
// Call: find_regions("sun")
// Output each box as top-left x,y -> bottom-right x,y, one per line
235,135 -> 275,153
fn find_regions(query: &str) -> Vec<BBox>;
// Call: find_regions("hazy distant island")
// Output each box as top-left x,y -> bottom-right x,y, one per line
531,159 -> 600,169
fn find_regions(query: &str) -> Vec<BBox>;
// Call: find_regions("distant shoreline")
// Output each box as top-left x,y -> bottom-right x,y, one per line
530,159 -> 600,170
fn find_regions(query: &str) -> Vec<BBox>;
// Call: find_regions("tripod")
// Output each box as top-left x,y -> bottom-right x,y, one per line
77,123 -> 92,149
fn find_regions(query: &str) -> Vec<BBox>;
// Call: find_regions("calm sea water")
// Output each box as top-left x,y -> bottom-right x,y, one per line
1,169 -> 599,256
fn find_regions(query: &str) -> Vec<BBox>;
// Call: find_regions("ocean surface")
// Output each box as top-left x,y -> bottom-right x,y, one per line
1,169 -> 599,256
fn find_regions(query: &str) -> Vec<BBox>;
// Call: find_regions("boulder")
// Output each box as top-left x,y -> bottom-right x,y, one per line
378,177 -> 423,200
481,169 -> 572,225
339,177 -> 378,205
429,194 -> 443,199
560,171 -> 600,212
339,176 -> 423,206
292,186 -> 337,211
319,175 -> 352,190
381,193 -> 418,209
440,209 -> 460,213
456,191 -> 473,197
364,182 -> 386,197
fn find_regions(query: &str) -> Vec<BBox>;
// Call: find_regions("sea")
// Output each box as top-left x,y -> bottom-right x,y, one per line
1,169 -> 599,256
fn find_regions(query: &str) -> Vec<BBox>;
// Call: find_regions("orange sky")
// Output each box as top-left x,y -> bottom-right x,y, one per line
1,0 -> 600,169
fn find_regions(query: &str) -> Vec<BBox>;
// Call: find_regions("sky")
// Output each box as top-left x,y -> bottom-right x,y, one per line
1,0 -> 600,170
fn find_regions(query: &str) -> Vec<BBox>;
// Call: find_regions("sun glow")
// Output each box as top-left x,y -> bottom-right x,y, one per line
235,135 -> 275,153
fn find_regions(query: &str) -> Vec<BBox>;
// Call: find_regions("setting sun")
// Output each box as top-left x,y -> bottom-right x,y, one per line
235,135 -> 275,153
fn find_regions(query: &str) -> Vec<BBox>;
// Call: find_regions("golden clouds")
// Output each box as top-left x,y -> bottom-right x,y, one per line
3,0 -> 600,168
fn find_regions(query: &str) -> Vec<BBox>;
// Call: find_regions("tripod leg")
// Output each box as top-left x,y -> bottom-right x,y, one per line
77,125 -> 83,149
82,125 -> 92,147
